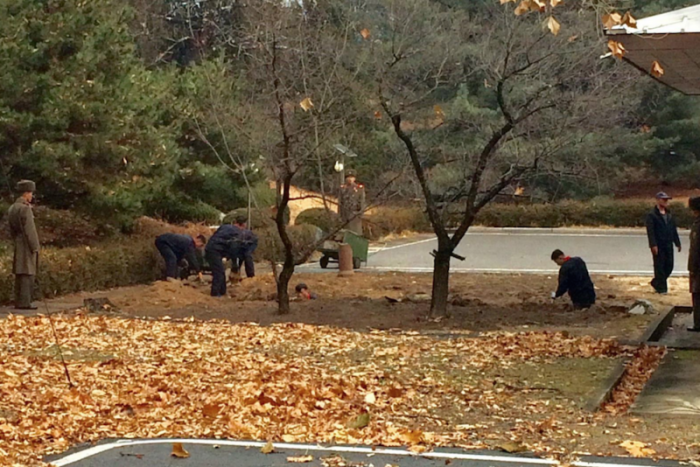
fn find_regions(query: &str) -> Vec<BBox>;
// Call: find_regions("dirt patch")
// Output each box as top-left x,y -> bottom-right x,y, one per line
62,272 -> 678,342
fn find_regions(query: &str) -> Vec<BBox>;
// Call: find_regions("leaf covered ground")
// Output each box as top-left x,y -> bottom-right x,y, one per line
0,313 -> 693,467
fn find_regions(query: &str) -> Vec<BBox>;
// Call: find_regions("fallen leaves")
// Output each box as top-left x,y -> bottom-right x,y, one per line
261,441 -> 275,454
651,61 -> 665,78
603,345 -> 666,415
300,97 -> 314,112
602,11 -> 637,29
360,28 -> 371,40
607,40 -> 626,59
171,443 -> 190,459
346,412 -> 371,429
546,16 -> 560,36
288,455 -> 314,463
0,314 -> 663,466
620,440 -> 656,457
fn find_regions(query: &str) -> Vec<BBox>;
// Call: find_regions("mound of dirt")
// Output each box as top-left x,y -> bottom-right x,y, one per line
117,280 -> 218,311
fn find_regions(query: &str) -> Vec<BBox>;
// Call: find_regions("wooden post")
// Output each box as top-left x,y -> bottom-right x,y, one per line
338,243 -> 353,277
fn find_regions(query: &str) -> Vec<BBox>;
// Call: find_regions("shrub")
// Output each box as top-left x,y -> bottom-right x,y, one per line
255,224 -> 323,263
364,207 -> 430,239
295,208 -> 339,233
0,239 -> 160,305
0,206 -> 103,248
475,200 -> 694,228
223,206 -> 290,230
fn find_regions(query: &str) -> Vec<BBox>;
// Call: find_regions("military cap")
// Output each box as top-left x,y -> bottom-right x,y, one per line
16,180 -> 36,193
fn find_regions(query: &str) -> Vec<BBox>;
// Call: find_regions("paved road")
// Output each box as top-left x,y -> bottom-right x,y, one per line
48,439 -> 685,467
349,228 -> 691,276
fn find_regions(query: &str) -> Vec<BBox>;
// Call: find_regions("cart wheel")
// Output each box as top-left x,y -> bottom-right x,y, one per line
353,257 -> 361,270
320,256 -> 330,269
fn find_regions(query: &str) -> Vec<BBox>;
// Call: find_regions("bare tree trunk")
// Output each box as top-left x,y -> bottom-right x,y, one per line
277,257 -> 294,315
430,240 -> 452,317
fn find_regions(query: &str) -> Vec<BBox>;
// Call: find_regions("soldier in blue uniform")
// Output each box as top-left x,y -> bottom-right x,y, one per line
205,214 -> 258,297
155,233 -> 207,280
646,192 -> 682,294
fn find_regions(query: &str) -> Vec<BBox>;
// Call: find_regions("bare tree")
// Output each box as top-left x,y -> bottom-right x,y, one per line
359,0 -> 637,316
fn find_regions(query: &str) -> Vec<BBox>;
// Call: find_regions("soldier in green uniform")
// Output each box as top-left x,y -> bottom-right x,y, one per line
338,170 -> 365,235
7,180 -> 40,310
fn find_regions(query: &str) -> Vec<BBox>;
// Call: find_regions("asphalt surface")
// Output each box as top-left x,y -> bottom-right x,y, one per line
314,228 -> 692,276
47,439 -> 686,467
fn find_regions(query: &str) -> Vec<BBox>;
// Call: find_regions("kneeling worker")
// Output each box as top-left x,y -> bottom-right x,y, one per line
155,233 -> 207,280
205,214 -> 258,297
550,249 -> 596,309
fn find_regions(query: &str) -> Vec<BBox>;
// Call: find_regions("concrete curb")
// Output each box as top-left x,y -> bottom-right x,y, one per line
584,359 -> 628,412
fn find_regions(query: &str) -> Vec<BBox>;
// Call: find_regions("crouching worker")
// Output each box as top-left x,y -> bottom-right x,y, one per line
551,249 -> 596,309
205,214 -> 258,297
155,233 -> 206,280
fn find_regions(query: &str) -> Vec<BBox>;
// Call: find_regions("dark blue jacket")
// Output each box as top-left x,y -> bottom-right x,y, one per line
555,256 -> 596,307
155,233 -> 202,272
206,225 -> 259,277
646,206 -> 681,250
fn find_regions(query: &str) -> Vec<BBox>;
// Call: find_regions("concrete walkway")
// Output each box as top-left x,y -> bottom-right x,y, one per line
633,312 -> 700,416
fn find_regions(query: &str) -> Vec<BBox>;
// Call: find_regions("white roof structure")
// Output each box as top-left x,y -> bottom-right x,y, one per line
607,4 -> 700,95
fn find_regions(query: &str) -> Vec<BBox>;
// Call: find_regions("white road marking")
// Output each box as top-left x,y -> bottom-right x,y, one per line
50,439 -> 559,466
49,438 -> 679,467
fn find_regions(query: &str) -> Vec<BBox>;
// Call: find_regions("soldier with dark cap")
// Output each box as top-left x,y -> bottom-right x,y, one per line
338,169 -> 365,235
686,196 -> 700,332
646,192 -> 682,294
205,213 -> 258,297
7,180 -> 40,310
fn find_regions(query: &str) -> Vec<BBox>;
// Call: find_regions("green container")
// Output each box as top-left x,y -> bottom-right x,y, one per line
343,230 -> 369,263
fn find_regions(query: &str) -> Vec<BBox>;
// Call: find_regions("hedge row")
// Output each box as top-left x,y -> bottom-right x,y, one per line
294,200 -> 696,239
0,220 -> 321,305
475,200 -> 694,229
0,239 -> 161,305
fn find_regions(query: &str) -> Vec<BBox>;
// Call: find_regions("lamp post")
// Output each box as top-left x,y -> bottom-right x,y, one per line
333,144 -> 358,186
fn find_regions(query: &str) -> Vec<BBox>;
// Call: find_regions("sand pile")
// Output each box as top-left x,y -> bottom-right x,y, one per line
118,280 -> 217,311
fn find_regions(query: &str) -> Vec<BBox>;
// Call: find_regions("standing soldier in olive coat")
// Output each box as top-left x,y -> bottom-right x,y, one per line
8,180 -> 40,310
687,196 -> 700,332
338,170 -> 365,235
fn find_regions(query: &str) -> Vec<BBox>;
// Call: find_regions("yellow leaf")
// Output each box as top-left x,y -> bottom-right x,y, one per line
171,443 -> 190,459
261,442 -> 275,454
360,28 -> 371,39
408,445 -> 429,454
531,0 -> 545,9
202,404 -> 221,418
434,105 -> 445,119
620,440 -> 656,457
364,392 -> 376,404
607,40 -> 626,59
500,0 -> 518,3
602,12 -> 623,29
622,11 -> 638,28
300,97 -> 314,112
550,0 -> 562,7
568,34 -> 579,42
287,455 -> 314,463
282,434 -> 296,442
499,441 -> 527,453
514,0 -> 531,15
651,61 -> 664,78
547,16 -> 561,36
